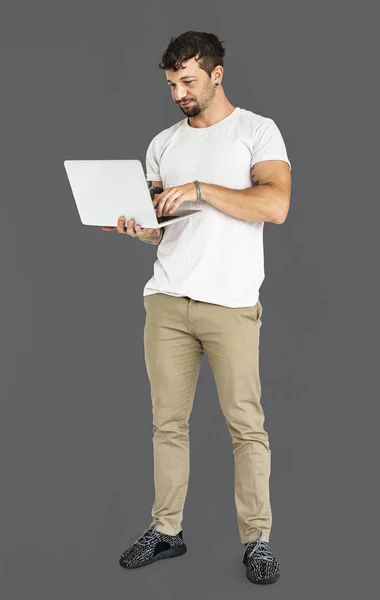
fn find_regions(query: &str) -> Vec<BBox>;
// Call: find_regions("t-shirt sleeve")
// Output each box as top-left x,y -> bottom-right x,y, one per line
251,118 -> 291,171
145,136 -> 162,182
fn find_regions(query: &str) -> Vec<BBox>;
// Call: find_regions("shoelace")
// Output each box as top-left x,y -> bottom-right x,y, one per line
132,525 -> 159,546
242,530 -> 273,562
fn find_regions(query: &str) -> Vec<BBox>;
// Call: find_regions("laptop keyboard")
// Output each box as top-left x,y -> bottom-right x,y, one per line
156,214 -> 182,223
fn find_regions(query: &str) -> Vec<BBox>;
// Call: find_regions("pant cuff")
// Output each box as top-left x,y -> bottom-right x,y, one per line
242,529 -> 270,544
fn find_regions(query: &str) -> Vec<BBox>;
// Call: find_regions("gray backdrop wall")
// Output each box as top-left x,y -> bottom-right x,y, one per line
1,1 -> 378,598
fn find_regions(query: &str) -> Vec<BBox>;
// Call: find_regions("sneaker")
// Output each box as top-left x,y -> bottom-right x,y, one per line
242,531 -> 280,584
119,524 -> 187,569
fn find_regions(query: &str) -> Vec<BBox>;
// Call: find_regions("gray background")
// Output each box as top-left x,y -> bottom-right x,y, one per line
1,0 -> 378,598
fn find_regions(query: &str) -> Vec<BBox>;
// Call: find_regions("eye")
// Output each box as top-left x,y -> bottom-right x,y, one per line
168,81 -> 194,87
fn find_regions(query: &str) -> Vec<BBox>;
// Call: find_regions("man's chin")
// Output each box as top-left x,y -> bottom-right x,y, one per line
179,105 -> 200,117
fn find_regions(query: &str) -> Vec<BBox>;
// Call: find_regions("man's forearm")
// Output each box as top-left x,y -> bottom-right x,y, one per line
139,228 -> 163,245
139,180 -> 164,244
200,182 -> 283,223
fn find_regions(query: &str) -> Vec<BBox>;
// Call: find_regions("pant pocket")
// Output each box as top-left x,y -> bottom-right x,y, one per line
257,299 -> 263,320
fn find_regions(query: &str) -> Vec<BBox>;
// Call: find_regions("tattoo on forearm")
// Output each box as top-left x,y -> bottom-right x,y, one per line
138,181 -> 165,244
147,180 -> 164,200
250,167 -> 260,186
139,228 -> 163,245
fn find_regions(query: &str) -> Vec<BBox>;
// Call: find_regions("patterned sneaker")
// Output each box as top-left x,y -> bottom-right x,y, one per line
242,530 -> 280,584
119,524 -> 187,569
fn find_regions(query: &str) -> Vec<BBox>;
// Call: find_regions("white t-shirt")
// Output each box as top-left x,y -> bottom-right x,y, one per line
143,106 -> 291,308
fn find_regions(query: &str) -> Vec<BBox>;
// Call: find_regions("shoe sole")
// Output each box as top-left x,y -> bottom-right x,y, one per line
119,543 -> 187,569
246,571 -> 280,584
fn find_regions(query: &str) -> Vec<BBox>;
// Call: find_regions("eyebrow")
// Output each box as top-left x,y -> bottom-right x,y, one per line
166,76 -> 197,83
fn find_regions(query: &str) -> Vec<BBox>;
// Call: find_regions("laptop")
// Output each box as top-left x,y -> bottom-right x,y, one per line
63,159 -> 203,228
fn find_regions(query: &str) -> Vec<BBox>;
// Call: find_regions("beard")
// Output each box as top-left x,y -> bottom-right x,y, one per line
178,85 -> 216,117
178,101 -> 201,117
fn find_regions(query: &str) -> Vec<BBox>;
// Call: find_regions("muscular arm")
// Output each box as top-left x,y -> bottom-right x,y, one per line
200,160 -> 291,224
139,181 -> 165,245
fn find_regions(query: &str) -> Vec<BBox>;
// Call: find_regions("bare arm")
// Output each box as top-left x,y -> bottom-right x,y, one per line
200,160 -> 291,224
138,180 -> 165,245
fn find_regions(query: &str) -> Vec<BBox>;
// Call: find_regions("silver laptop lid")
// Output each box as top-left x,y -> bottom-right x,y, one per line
64,159 -> 202,228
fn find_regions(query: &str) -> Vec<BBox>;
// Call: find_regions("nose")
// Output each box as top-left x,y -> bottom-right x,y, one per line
173,85 -> 188,103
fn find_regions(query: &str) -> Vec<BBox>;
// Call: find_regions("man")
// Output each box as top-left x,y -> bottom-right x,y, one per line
105,31 -> 291,585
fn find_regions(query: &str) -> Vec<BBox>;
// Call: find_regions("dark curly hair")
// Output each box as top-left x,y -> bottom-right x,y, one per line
158,31 -> 226,77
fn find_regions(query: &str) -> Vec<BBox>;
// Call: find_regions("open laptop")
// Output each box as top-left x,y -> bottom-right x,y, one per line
63,159 -> 203,228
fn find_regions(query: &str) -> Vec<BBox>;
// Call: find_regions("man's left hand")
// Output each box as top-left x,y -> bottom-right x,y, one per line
152,182 -> 198,216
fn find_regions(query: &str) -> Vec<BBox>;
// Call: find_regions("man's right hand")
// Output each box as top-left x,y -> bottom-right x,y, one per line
102,217 -> 162,245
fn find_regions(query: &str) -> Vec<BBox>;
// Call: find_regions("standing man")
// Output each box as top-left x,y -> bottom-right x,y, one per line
113,31 -> 291,584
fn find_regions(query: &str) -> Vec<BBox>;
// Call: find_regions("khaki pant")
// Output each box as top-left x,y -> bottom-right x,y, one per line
143,293 -> 272,544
